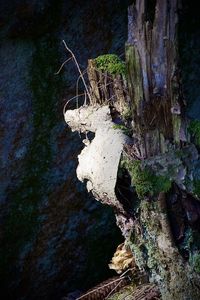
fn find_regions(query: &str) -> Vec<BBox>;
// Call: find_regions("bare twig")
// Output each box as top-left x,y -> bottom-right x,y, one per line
62,40 -> 92,104
63,93 -> 85,116
76,69 -> 87,108
92,68 -> 128,95
54,57 -> 73,75
76,276 -> 128,300
84,90 -> 87,106
105,267 -> 144,299
105,279 -> 124,299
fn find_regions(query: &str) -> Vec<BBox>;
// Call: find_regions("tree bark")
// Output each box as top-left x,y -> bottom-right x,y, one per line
87,59 -> 127,112
64,1 -> 200,298
125,1 -> 200,299
126,0 -> 186,158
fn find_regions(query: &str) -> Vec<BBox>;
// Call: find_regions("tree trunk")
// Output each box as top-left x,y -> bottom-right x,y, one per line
64,1 -> 200,299
125,1 -> 200,299
126,0 -> 185,157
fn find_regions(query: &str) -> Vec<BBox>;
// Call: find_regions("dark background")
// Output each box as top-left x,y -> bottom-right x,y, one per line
0,1 -> 131,299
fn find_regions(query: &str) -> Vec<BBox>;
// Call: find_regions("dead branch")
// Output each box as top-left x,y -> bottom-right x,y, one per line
62,40 -> 92,104
105,279 -> 124,299
76,275 -> 129,300
76,69 -> 87,108
63,93 -> 85,116
54,57 -> 73,75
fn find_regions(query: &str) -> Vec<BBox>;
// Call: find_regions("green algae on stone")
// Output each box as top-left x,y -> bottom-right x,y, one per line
95,54 -> 126,75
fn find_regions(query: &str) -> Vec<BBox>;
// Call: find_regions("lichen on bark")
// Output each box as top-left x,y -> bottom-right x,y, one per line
64,1 -> 200,298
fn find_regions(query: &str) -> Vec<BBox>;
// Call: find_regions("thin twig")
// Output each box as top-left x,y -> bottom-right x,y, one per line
76,276 -> 128,300
54,57 -> 73,75
84,90 -> 87,106
76,69 -> 87,108
120,267 -> 137,279
105,268 -> 137,300
105,279 -> 124,299
62,40 -> 92,104
63,93 -> 85,116
93,69 -> 128,95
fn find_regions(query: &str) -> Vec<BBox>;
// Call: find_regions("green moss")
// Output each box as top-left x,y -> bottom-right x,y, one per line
180,228 -> 194,252
146,243 -> 159,269
112,124 -> 132,136
125,44 -> 143,109
139,201 -> 169,276
175,149 -> 183,158
95,54 -> 126,75
107,285 -> 136,300
188,120 -> 200,146
122,105 -> 132,120
122,160 -> 153,198
180,228 -> 200,262
131,243 -> 146,270
154,175 -> 172,194
127,201 -> 163,273
194,180 -> 200,197
127,234 -> 146,270
121,159 -> 171,199
172,115 -> 181,144
190,253 -> 200,273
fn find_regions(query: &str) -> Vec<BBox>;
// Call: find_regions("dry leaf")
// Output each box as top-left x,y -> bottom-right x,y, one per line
109,243 -> 134,274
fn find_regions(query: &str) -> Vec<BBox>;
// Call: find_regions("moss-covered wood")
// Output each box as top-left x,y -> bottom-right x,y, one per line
65,1 -> 200,299
127,194 -> 200,300
122,1 -> 200,299
87,55 -> 127,113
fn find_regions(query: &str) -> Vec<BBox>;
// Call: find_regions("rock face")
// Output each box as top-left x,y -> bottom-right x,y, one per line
0,1 -> 131,299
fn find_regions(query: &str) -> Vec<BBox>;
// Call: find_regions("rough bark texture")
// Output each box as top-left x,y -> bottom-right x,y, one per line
64,1 -> 200,299
87,59 -> 128,112
126,0 -> 186,158
124,1 -> 200,299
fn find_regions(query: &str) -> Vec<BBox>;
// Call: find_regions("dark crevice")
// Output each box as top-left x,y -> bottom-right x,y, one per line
166,184 -> 200,259
145,0 -> 157,24
115,168 -> 138,215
